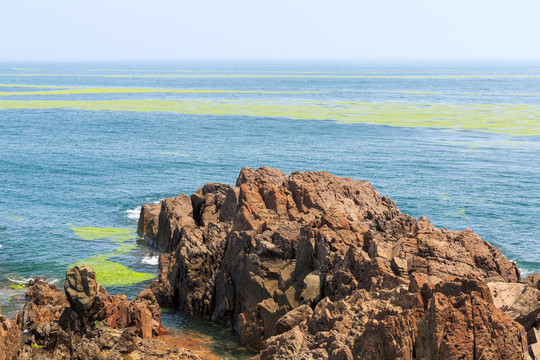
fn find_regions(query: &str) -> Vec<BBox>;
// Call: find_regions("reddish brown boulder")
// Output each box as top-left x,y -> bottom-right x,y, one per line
275,304 -> 313,334
63,266 -> 168,339
16,278 -> 68,332
416,276 -> 527,360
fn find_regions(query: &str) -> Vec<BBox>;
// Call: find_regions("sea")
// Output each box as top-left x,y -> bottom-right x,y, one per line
0,62 -> 539,358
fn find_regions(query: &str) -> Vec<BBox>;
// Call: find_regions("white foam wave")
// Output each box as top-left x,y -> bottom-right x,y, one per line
7,277 -> 30,285
7,277 -> 59,285
127,200 -> 162,221
127,206 -> 141,221
142,255 -> 159,266
0,244 -> 2,248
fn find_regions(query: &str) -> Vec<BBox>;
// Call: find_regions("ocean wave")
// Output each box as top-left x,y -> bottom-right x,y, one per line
141,255 -> 159,266
127,206 -> 141,221
7,277 -> 59,285
127,200 -> 161,221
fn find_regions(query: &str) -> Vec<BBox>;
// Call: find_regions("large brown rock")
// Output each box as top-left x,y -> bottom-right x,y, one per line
64,265 -> 99,315
138,167 -> 527,356
16,278 -> 69,332
416,276 -> 527,360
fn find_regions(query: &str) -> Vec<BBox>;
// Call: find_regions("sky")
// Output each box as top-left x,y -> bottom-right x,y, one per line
1,0 -> 540,62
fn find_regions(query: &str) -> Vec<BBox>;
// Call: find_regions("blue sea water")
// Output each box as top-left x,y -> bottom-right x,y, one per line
0,62 -> 539,358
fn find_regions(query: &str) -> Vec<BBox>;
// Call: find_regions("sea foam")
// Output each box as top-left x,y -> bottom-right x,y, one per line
127,206 -> 141,221
142,255 -> 159,266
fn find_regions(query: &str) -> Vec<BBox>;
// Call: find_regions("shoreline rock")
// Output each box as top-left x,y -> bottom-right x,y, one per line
1,266 -> 200,360
138,167 -> 540,359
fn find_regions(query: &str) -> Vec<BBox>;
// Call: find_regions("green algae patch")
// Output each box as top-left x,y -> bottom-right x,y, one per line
71,226 -> 136,242
1,99 -> 540,136
0,87 -> 322,96
0,215 -> 23,222
3,73 -> 540,79
436,193 -> 450,200
444,210 -> 469,217
476,199 -> 491,203
0,84 -> 69,89
72,256 -> 155,287
113,243 -> 139,255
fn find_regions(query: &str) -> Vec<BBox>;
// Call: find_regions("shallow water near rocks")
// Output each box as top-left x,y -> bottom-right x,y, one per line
0,62 -> 539,358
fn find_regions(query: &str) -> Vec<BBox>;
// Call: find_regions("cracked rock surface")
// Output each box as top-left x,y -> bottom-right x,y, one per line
138,167 -> 539,359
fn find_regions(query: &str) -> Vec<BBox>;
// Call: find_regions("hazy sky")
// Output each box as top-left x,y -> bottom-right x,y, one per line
1,0 -> 540,61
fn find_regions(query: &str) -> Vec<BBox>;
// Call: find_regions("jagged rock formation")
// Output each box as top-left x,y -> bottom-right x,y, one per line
10,266 -> 200,360
138,166 -> 539,359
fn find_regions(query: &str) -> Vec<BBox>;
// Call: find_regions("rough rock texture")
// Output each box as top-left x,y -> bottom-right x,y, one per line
16,278 -> 69,332
488,282 -> 540,331
258,275 -> 527,360
523,274 -> 540,290
529,326 -> 540,360
139,167 -> 531,358
0,312 -> 21,360
11,266 -> 199,360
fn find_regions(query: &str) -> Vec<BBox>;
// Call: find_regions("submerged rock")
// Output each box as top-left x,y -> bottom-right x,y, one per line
138,167 -> 532,358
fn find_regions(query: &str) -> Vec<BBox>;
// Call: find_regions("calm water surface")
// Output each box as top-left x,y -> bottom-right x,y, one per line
0,62 -> 539,358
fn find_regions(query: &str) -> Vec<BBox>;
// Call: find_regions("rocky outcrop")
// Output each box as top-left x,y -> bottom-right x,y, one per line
139,167 -> 532,358
11,266 -> 200,360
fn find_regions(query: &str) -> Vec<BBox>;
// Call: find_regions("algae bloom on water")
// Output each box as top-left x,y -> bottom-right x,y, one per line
71,254 -> 156,287
70,226 -> 136,242
69,226 -> 155,287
